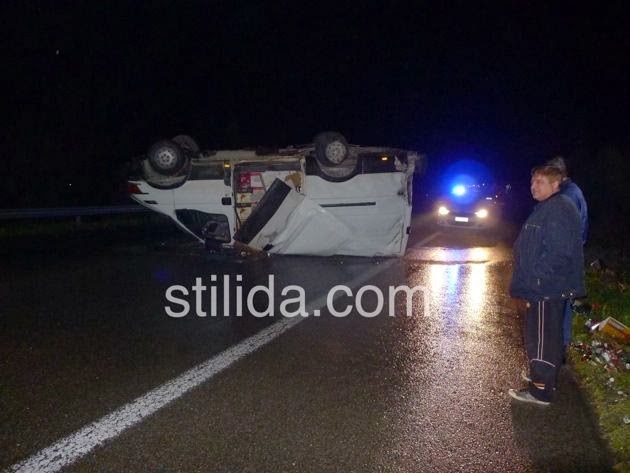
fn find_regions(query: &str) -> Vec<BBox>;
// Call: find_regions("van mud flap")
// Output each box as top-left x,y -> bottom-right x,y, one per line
234,178 -> 378,256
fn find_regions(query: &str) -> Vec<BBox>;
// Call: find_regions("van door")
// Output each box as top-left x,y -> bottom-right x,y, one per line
232,158 -> 305,231
171,160 -> 234,242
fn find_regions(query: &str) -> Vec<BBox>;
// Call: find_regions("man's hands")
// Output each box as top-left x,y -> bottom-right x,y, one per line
512,298 -> 531,315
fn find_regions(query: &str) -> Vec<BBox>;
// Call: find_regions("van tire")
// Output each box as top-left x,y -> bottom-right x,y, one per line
316,158 -> 359,182
172,135 -> 200,157
314,131 -> 349,166
147,140 -> 187,176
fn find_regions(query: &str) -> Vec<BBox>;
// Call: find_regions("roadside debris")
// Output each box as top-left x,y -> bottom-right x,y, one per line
572,313 -> 629,377
571,339 -> 629,374
593,317 -> 630,343
584,316 -> 630,343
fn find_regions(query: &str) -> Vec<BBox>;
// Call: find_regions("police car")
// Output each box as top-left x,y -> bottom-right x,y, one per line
435,182 -> 501,229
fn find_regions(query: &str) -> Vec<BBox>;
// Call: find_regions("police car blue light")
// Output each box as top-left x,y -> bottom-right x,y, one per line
452,185 -> 466,196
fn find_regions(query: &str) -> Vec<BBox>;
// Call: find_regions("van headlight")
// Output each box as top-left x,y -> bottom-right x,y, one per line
438,206 -> 450,216
475,208 -> 489,218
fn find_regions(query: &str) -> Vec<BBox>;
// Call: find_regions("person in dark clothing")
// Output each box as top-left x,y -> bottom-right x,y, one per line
509,165 -> 585,405
546,157 -> 589,351
547,157 -> 588,244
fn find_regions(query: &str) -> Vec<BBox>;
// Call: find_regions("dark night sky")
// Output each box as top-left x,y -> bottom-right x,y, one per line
2,1 -> 629,206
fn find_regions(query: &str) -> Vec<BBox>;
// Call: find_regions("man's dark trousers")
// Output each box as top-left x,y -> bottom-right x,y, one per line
562,299 -> 573,348
524,299 -> 564,402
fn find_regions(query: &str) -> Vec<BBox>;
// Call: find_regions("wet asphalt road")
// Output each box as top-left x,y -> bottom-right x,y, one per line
0,214 -> 614,472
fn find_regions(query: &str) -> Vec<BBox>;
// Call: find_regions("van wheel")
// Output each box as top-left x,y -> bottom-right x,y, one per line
316,158 -> 359,182
147,140 -> 187,176
314,131 -> 349,166
172,135 -> 200,156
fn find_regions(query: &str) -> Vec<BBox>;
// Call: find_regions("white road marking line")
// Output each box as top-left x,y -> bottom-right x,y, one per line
9,260 -> 395,473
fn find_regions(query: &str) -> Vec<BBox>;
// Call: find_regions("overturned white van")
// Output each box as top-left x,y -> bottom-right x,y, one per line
128,132 -> 425,257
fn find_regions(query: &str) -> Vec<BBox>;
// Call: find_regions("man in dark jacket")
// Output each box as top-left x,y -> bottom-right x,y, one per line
509,165 -> 585,405
547,157 -> 588,244
546,157 -> 589,351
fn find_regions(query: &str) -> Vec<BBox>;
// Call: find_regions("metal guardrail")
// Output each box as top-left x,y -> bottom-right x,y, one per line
0,205 -> 150,220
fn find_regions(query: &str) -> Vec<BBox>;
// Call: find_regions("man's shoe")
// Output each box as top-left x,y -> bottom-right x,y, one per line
508,388 -> 550,406
520,370 -> 531,383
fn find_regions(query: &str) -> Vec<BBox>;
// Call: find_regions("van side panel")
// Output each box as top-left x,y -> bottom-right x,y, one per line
305,172 -> 410,256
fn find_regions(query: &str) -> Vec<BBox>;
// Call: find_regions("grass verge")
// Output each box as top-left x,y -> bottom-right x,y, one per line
569,271 -> 630,472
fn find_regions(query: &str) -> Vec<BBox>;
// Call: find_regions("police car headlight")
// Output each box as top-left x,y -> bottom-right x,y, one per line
438,206 -> 450,216
475,208 -> 489,218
